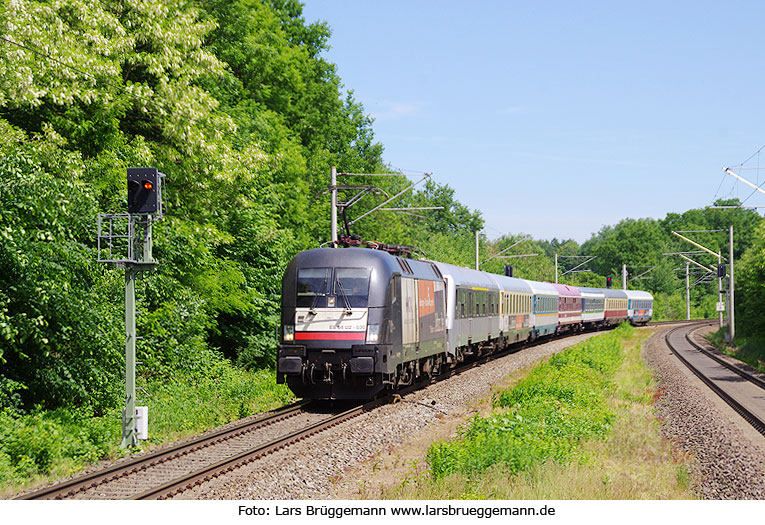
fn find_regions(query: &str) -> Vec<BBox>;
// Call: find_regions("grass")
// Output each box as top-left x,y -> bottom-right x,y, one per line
381,325 -> 695,500
706,328 -> 765,374
0,361 -> 294,498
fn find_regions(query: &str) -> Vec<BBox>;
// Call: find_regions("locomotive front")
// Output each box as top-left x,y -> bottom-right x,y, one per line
276,248 -> 396,399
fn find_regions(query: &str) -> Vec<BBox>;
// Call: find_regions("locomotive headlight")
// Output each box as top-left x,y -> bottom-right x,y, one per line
365,324 -> 381,344
283,325 -> 295,342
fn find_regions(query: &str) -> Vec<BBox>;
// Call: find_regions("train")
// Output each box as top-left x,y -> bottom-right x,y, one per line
276,246 -> 653,400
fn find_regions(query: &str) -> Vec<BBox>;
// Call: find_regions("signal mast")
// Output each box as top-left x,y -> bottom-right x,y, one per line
98,167 -> 165,447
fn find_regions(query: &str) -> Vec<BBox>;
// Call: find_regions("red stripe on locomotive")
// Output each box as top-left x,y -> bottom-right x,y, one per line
294,332 -> 366,341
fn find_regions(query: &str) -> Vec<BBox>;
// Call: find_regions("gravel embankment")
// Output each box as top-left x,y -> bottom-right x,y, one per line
176,332 -> 602,499
643,327 -> 765,499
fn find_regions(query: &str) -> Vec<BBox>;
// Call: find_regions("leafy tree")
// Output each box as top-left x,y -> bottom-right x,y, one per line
0,123 -> 123,413
736,221 -> 765,336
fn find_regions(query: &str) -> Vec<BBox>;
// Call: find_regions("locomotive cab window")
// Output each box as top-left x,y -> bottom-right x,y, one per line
296,268 -> 331,307
334,268 -> 371,308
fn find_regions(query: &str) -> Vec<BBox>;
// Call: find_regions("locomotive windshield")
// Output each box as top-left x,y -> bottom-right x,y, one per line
295,267 -> 370,308
296,268 -> 331,307
334,268 -> 370,308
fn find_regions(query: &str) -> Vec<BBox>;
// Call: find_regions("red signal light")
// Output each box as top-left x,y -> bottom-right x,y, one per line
142,181 -> 153,190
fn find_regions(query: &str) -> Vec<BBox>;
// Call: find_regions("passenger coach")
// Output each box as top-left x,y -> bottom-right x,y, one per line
603,289 -> 629,326
625,290 -> 653,325
578,286 -> 606,328
552,283 -> 582,332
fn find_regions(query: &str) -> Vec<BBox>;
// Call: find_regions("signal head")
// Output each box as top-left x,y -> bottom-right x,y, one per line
127,167 -> 162,214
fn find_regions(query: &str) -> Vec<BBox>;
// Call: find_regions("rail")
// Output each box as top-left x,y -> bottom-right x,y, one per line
664,323 -> 765,436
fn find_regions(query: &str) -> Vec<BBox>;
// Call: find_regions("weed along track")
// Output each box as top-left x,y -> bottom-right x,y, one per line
174,330 -> 616,499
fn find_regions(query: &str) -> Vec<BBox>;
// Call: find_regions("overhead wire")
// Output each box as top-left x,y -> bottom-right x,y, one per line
723,144 -> 765,206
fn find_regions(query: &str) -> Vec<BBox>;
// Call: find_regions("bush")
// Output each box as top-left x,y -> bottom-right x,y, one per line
0,407 -> 121,485
427,325 -> 631,480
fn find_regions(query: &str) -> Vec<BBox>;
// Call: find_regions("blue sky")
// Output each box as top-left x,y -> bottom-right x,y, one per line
301,1 -> 765,242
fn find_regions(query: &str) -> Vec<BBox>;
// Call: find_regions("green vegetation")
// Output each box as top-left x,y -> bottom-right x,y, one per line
735,221 -> 765,337
427,326 -> 627,481
0,365 -> 292,496
478,207 -> 763,322
0,0 -> 485,491
704,220 -> 765,373
707,328 -> 765,374
383,326 -> 694,500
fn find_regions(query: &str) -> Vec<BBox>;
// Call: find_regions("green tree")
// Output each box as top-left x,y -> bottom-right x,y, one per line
736,221 -> 765,336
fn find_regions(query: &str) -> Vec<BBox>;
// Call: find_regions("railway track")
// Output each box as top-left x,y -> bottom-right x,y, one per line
664,322 -> 765,436
16,320 -> 706,500
16,326 -> 591,500
130,400 -> 381,499
16,399 -> 324,500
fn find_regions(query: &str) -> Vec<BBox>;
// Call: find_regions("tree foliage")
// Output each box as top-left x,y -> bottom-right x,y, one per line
0,0 -> 483,414
736,221 -> 765,336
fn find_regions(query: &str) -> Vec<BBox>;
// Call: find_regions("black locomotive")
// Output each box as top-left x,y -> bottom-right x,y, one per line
277,247 -> 447,399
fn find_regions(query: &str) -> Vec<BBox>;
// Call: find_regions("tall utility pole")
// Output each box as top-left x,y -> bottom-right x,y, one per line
321,169 -> 438,245
330,166 -> 338,247
685,262 -> 690,321
124,260 -> 137,445
554,254 -> 558,283
475,230 -> 480,270
622,264 -> 627,290
671,229 -> 730,331
717,251 -> 723,329
122,217 -> 154,448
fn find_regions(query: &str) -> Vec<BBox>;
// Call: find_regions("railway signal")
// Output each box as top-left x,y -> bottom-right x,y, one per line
98,167 -> 166,448
127,167 -> 163,214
